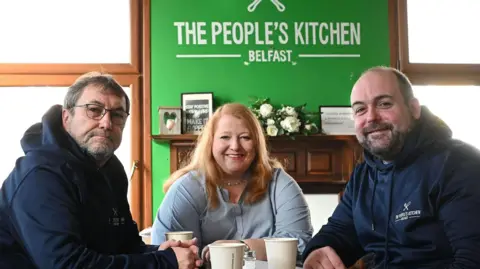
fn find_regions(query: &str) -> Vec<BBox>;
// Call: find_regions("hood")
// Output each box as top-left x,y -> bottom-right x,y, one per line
20,105 -> 96,166
364,106 -> 452,170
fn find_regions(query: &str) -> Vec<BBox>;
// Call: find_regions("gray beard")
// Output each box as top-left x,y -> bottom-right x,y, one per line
80,142 -> 114,164
65,123 -> 114,165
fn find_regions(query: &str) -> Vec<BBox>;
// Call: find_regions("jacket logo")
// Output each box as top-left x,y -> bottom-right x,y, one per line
395,201 -> 421,222
109,207 -> 125,226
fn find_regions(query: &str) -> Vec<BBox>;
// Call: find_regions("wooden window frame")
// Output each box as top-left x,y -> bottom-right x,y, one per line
0,0 -> 152,230
141,0 -> 153,229
0,0 -> 140,75
0,75 -> 149,229
395,0 -> 480,85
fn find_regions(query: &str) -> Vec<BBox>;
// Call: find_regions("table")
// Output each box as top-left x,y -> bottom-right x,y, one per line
201,259 -> 303,269
255,260 -> 302,269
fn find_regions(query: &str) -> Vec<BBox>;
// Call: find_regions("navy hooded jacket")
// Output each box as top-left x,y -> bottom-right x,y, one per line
302,107 -> 480,268
0,105 -> 178,269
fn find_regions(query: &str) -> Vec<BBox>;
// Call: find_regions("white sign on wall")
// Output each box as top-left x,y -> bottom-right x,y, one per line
320,106 -> 355,135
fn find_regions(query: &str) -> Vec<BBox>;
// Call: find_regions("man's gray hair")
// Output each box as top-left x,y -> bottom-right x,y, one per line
64,72 -> 130,114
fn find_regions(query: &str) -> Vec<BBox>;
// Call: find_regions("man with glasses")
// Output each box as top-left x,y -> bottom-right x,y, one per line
0,72 -> 202,269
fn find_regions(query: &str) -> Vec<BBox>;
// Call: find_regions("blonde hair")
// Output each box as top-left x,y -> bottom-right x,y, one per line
163,103 -> 282,209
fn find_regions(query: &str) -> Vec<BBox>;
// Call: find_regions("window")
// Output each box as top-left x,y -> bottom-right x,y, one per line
0,88 -> 67,184
413,86 -> 480,150
0,0 -> 150,229
397,0 -> 480,84
0,0 -> 131,64
406,0 -> 480,64
0,87 -> 133,198
396,0 -> 480,150
0,0 -> 140,74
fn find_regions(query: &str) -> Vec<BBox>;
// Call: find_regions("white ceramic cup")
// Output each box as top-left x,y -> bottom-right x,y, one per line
264,238 -> 298,269
165,231 -> 194,241
209,243 -> 245,269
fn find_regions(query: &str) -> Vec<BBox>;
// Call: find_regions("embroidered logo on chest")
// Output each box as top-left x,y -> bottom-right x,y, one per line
108,207 -> 126,226
395,201 -> 422,222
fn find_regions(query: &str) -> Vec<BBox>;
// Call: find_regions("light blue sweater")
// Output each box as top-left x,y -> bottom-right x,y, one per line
151,168 -> 313,255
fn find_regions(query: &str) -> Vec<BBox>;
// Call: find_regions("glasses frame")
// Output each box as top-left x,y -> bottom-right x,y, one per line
73,103 -> 130,125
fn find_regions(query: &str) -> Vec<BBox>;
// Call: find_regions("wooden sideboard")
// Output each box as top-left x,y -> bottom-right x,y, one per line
152,134 -> 363,194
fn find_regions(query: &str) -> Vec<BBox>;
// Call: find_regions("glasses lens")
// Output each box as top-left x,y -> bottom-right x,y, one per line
111,111 -> 128,125
85,104 -> 105,119
83,104 -> 128,125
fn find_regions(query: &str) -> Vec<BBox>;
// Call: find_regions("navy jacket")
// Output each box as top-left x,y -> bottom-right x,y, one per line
303,107 -> 480,268
0,105 -> 178,269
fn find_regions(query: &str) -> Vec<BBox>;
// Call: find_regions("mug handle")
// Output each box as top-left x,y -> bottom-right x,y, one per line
201,244 -> 211,260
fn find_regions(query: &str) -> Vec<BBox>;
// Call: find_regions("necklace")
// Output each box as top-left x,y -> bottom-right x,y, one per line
221,180 -> 247,187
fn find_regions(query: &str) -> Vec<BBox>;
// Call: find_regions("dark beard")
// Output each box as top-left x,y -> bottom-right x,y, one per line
359,121 -> 413,161
361,129 -> 407,161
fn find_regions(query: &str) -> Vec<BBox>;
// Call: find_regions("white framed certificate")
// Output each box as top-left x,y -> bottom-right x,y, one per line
319,106 -> 355,135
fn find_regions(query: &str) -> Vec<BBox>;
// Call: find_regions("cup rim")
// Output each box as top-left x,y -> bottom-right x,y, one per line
209,242 -> 245,248
264,237 -> 299,242
165,231 -> 194,235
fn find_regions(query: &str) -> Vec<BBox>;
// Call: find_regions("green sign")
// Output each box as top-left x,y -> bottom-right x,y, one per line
150,0 -> 390,216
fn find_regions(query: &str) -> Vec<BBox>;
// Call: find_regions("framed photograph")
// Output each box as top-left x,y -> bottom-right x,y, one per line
319,105 -> 355,135
158,106 -> 182,135
181,92 -> 214,134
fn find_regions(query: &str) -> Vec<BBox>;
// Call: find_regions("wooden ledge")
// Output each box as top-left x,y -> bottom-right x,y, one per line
152,134 -> 358,143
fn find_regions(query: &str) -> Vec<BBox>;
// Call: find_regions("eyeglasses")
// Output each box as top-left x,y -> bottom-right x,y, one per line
73,104 -> 129,125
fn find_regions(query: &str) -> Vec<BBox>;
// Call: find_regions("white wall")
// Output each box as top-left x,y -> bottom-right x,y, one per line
304,194 -> 339,234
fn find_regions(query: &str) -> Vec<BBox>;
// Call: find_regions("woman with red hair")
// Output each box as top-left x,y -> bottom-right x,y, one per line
152,103 -> 313,262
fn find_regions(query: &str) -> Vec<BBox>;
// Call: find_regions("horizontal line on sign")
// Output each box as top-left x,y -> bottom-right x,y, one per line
298,54 -> 361,58
176,54 -> 242,58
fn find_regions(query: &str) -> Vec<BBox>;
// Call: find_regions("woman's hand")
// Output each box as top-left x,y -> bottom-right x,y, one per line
201,240 -> 243,261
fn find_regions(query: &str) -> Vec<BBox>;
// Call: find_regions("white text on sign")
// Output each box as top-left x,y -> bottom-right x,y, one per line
173,21 -> 361,46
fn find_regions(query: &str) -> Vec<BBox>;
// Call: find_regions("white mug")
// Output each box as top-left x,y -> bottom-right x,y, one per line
209,243 -> 245,269
265,238 -> 298,269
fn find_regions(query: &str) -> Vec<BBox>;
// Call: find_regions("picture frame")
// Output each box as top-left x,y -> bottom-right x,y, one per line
319,105 -> 355,135
181,92 -> 214,134
158,106 -> 182,135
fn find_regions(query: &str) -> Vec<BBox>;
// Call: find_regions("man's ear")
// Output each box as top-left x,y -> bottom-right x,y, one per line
62,108 -> 70,129
409,98 -> 421,120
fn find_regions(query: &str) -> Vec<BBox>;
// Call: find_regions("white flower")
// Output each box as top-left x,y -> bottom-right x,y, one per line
259,103 -> 273,118
266,125 -> 279,136
305,124 -> 312,131
280,116 -> 301,133
266,118 -> 275,125
285,106 -> 297,117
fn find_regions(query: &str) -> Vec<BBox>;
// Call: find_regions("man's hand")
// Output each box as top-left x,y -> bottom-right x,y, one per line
159,238 -> 203,268
172,245 -> 203,269
158,238 -> 198,250
303,246 -> 346,269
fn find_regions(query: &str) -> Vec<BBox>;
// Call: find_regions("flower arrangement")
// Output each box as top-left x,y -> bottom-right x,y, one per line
249,97 -> 320,137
